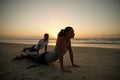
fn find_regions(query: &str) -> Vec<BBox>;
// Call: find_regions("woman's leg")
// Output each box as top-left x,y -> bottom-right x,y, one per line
24,54 -> 38,60
36,52 -> 48,64
12,54 -> 24,60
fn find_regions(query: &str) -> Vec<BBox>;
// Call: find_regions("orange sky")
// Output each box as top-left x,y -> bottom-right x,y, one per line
0,0 -> 120,39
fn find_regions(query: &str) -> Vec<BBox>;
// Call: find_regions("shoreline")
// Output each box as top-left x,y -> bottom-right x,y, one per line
0,43 -> 120,80
0,42 -> 120,50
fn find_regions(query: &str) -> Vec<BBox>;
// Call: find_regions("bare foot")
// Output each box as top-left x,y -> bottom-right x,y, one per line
72,64 -> 81,68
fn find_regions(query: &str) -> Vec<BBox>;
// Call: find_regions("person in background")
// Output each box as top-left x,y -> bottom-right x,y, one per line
22,33 -> 49,54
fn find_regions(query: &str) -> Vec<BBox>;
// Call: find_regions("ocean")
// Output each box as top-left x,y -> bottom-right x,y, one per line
0,38 -> 120,49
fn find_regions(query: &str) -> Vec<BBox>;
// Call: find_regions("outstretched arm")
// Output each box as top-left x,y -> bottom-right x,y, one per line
57,37 -> 64,71
36,45 -> 41,54
57,37 -> 71,73
45,45 -> 47,52
68,40 -> 80,67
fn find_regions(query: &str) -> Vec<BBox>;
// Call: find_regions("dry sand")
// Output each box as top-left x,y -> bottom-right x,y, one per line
0,43 -> 120,80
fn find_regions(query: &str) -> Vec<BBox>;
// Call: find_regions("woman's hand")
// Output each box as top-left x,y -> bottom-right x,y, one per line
72,64 -> 81,68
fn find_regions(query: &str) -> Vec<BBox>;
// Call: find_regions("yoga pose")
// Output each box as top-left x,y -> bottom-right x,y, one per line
13,27 -> 80,72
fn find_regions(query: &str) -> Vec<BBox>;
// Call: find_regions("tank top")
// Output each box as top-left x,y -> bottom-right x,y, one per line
44,46 -> 67,63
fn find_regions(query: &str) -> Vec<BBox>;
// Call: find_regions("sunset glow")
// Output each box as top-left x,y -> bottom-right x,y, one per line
0,0 -> 120,39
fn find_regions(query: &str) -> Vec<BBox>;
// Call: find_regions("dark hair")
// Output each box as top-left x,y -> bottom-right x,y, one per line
58,26 -> 73,37
44,33 -> 49,37
58,29 -> 65,37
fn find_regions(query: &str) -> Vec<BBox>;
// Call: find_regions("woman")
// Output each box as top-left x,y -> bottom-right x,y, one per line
13,26 -> 80,72
50,27 -> 80,72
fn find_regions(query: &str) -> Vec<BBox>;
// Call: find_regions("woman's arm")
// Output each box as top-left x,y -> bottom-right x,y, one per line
57,37 -> 64,70
57,37 -> 71,72
68,40 -> 80,67
68,40 -> 74,65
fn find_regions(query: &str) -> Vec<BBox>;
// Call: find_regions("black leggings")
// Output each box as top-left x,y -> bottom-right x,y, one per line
23,52 -> 47,64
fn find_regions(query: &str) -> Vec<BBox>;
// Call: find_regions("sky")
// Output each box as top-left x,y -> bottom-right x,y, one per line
0,0 -> 120,39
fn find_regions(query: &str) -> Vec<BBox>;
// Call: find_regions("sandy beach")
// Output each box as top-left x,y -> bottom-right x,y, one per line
0,43 -> 120,80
